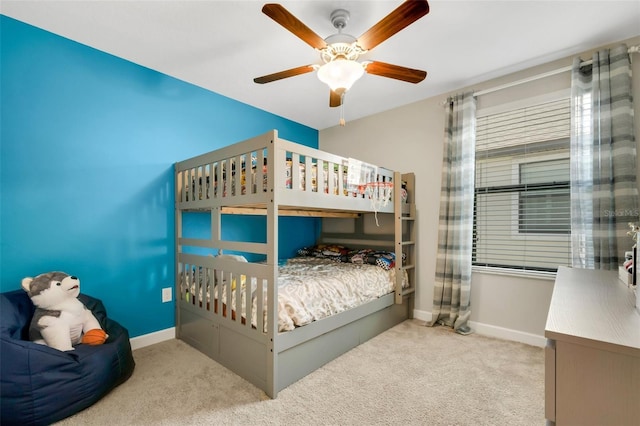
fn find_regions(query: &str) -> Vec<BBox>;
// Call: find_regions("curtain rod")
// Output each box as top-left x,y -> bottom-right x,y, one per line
443,44 -> 640,103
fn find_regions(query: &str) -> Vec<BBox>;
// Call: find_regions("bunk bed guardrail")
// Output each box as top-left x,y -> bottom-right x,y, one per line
175,130 -> 396,214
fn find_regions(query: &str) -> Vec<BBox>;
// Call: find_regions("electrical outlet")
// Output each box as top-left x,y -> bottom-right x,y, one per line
162,287 -> 172,303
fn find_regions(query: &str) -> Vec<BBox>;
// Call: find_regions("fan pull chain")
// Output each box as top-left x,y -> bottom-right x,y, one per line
339,93 -> 346,126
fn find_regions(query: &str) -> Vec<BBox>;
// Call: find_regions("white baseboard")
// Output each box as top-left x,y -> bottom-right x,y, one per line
413,309 -> 545,348
412,309 -> 432,324
130,327 -> 175,350
468,321 -> 546,347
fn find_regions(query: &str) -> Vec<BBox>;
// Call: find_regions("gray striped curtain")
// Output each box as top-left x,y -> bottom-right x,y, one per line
570,44 -> 639,269
429,92 -> 476,335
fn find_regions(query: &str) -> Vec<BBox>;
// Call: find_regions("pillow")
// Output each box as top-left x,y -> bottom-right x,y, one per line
211,254 -> 248,290
297,244 -> 352,262
349,249 -> 394,270
296,245 -> 405,270
215,254 -> 248,262
348,249 -> 406,270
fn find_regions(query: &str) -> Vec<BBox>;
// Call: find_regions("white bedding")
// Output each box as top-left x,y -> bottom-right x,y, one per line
275,257 -> 406,331
182,257 -> 407,332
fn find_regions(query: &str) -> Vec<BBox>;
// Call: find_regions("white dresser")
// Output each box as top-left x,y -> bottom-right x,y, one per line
545,266 -> 640,425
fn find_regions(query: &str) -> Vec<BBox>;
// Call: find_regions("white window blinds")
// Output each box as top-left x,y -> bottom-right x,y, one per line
474,98 -> 571,273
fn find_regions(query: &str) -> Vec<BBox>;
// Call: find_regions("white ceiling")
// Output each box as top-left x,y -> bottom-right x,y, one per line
2,1 -> 639,130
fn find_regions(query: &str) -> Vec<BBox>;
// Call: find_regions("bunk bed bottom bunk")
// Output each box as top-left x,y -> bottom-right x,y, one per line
177,293 -> 412,398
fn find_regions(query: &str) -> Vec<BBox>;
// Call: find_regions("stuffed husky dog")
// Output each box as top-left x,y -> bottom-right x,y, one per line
21,272 -> 107,351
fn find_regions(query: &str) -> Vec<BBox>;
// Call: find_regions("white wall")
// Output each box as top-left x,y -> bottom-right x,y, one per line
320,36 -> 640,346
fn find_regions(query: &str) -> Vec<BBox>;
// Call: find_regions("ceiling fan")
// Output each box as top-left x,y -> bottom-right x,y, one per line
253,1 -> 430,111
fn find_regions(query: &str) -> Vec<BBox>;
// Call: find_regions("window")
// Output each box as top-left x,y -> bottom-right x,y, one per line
474,98 -> 571,273
518,159 -> 570,235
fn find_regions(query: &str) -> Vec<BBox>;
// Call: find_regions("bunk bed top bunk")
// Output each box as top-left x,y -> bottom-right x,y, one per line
174,130 -> 416,398
175,129 -> 408,218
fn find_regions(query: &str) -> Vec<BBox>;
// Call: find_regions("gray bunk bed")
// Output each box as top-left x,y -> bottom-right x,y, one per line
174,129 -> 416,398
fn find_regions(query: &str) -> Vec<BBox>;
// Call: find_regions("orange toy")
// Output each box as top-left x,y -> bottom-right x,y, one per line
81,329 -> 108,345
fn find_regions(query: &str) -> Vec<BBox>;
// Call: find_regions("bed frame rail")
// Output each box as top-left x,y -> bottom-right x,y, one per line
177,254 -> 273,335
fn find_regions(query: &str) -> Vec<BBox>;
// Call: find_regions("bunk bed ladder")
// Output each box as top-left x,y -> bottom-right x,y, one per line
395,172 -> 416,310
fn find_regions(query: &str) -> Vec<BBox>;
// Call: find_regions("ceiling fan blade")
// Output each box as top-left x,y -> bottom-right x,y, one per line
329,90 -> 342,108
365,61 -> 427,83
357,0 -> 430,51
262,4 -> 327,50
254,65 -> 315,84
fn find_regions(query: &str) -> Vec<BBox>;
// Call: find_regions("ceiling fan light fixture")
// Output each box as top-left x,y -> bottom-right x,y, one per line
317,59 -> 364,93
255,2 -> 430,109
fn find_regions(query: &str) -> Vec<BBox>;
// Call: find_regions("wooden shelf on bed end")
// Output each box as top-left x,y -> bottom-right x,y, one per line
402,287 -> 416,296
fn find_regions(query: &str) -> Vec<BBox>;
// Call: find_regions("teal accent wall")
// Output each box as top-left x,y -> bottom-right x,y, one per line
0,16 -> 319,337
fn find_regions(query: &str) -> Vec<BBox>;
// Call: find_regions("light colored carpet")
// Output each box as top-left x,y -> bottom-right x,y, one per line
55,319 -> 544,425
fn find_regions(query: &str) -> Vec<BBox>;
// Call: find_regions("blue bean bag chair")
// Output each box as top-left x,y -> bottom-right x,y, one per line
0,290 -> 135,425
